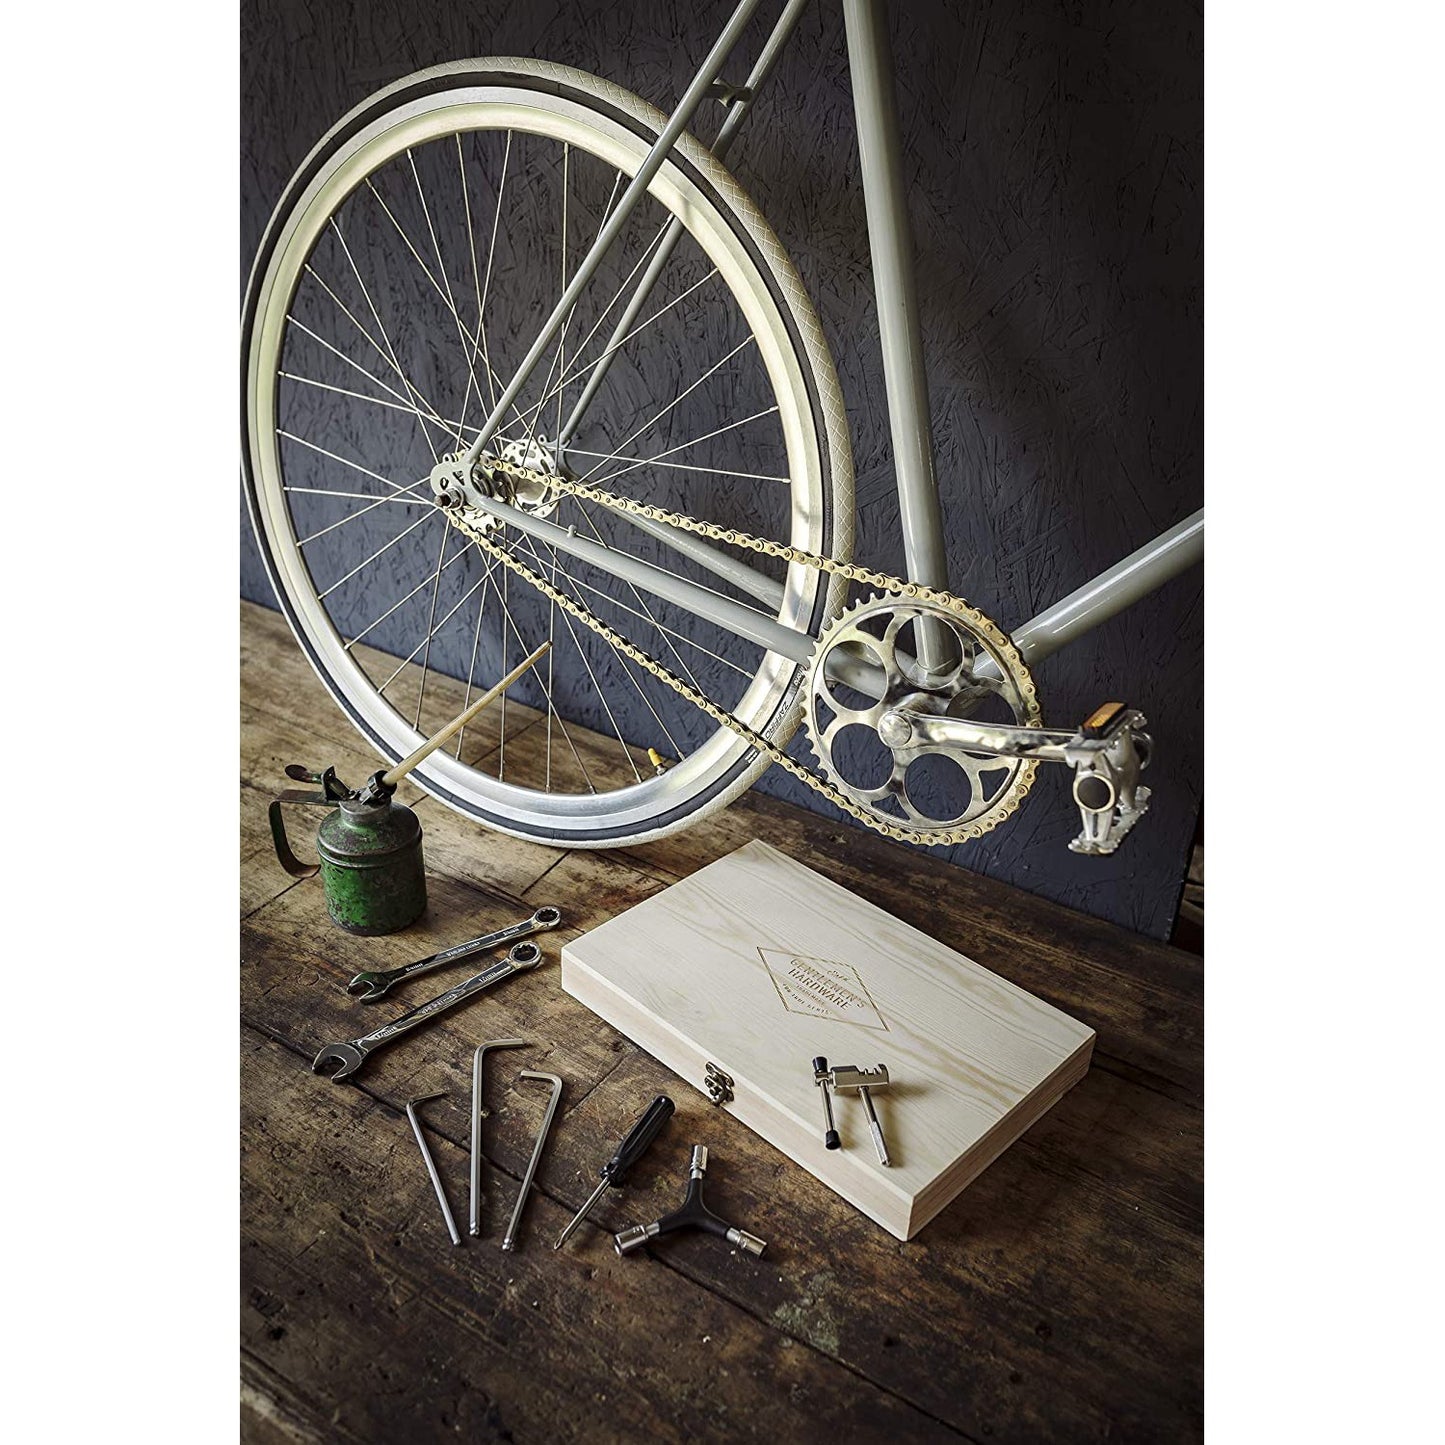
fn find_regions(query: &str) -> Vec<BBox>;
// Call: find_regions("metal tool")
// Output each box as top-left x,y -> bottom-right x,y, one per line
553,1095 -> 675,1250
347,907 -> 562,1002
405,1092 -> 460,1247
812,1056 -> 841,1149
269,643 -> 550,934
470,1038 -> 525,1238
613,1145 -> 767,1259
828,1063 -> 892,1166
502,1070 -> 563,1252
311,940 -> 542,1082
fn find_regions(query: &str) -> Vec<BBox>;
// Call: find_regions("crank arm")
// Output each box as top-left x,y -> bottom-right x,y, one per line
879,703 -> 1154,858
877,709 -> 1074,758
346,907 -> 562,1002
312,940 -> 543,1082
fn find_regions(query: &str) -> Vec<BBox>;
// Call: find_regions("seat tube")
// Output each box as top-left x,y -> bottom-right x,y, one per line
843,0 -> 955,673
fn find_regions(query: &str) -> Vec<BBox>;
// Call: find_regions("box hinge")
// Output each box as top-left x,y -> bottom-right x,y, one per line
703,1061 -> 734,1106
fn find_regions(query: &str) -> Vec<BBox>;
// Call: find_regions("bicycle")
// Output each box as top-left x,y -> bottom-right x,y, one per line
241,0 -> 1203,856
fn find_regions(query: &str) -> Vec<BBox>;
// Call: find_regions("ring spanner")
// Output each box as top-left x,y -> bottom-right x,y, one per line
347,907 -> 561,1002
312,940 -> 542,1082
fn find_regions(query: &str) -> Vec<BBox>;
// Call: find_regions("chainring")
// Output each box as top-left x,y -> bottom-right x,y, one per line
803,594 -> 1043,839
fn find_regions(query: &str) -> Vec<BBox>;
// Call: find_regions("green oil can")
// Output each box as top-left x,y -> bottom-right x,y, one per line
265,640 -> 553,937
269,766 -> 427,935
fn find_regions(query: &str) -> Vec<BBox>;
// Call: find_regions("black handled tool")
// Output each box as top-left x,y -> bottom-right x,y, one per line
813,1056 -> 841,1149
552,1095 -> 675,1250
613,1145 -> 767,1259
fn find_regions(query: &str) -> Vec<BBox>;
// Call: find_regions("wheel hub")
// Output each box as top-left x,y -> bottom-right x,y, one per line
428,439 -> 564,532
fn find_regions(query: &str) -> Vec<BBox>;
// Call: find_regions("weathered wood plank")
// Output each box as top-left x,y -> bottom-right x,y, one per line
241,598 -> 1202,1443
526,1045 -> 1202,1443
242,1026 -> 973,1444
242,862 -> 1199,1440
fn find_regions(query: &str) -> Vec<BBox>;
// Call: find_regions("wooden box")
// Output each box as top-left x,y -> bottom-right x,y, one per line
561,841 -> 1094,1240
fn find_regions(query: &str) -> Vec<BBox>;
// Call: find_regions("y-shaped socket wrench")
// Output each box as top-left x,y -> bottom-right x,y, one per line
613,1146 -> 767,1259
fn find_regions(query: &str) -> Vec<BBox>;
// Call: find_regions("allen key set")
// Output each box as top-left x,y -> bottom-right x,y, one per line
301,896 -> 772,1260
277,655 -> 788,1263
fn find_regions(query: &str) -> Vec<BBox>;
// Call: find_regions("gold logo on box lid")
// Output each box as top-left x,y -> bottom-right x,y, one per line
759,948 -> 888,1031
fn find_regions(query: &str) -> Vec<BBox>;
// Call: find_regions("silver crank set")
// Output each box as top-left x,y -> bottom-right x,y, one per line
805,595 -> 1152,855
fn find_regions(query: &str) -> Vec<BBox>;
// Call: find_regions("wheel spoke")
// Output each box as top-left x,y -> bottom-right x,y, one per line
377,554 -> 492,695
344,541 -> 478,651
249,94 -> 829,833
475,131 -> 514,415
518,533 -> 685,762
563,448 -> 788,486
284,484 -> 428,502
474,558 -> 592,788
284,316 -> 447,425
571,498 -> 709,696
412,518 -> 454,726
296,490 -> 426,547
329,217 -> 448,462
280,370 -> 447,430
509,535 -> 643,782
318,508 -> 441,602
584,405 -> 781,491
277,430 -> 428,499
521,255 -> 718,437
576,337 -> 756,484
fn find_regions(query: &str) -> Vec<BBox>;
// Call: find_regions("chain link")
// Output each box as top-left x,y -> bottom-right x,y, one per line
443,455 -> 1043,845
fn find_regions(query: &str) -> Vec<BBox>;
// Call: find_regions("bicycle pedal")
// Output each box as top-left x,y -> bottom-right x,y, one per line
1064,705 -> 1152,856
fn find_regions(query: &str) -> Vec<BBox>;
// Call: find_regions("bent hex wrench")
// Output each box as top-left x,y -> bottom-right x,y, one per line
347,907 -> 562,1002
312,941 -> 542,1083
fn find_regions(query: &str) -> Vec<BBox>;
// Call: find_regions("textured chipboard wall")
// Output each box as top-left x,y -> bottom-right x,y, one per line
240,0 -> 1202,939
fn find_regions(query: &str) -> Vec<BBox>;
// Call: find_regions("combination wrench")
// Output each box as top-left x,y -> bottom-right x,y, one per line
346,907 -> 561,1002
312,940 -> 542,1082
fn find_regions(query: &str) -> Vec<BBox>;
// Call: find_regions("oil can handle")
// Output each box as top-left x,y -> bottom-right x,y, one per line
269,764 -> 355,877
268,795 -> 323,879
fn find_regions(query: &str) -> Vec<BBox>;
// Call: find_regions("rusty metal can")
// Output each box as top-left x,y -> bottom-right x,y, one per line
314,796 -> 427,935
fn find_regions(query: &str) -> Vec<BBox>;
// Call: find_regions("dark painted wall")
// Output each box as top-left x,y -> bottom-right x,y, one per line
241,0 -> 1202,939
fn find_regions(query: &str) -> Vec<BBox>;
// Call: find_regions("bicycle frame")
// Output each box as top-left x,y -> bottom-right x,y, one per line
453,0 -> 1203,675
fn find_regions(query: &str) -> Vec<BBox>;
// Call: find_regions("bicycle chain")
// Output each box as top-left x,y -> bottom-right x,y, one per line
442,454 -> 1042,845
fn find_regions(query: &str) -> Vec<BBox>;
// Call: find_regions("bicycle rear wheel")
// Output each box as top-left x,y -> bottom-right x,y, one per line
243,59 -> 852,845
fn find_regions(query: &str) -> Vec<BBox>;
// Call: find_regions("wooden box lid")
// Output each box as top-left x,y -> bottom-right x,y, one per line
561,840 -> 1094,1240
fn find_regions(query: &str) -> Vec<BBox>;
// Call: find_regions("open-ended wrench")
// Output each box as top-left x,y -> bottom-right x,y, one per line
312,940 -> 543,1082
346,907 -> 562,1002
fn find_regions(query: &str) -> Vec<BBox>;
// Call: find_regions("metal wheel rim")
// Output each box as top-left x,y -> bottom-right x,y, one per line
245,74 -> 837,838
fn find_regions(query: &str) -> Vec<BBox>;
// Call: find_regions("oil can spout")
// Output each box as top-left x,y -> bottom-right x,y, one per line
267,641 -> 550,934
376,640 -> 551,792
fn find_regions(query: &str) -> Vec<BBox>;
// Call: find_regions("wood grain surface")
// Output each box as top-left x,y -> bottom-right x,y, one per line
563,839 -> 1095,1238
240,598 -> 1202,1443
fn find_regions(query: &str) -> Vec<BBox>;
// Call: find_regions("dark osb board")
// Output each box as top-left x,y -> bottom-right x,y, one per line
239,0 -> 1202,939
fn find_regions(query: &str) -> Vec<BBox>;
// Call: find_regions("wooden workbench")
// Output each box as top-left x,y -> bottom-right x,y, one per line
240,599 -> 1202,1443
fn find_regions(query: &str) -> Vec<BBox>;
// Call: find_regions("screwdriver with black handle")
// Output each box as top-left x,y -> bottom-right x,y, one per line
553,1095 -> 676,1250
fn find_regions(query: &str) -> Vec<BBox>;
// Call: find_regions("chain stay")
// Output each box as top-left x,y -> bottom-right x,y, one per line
447,454 -> 1041,845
